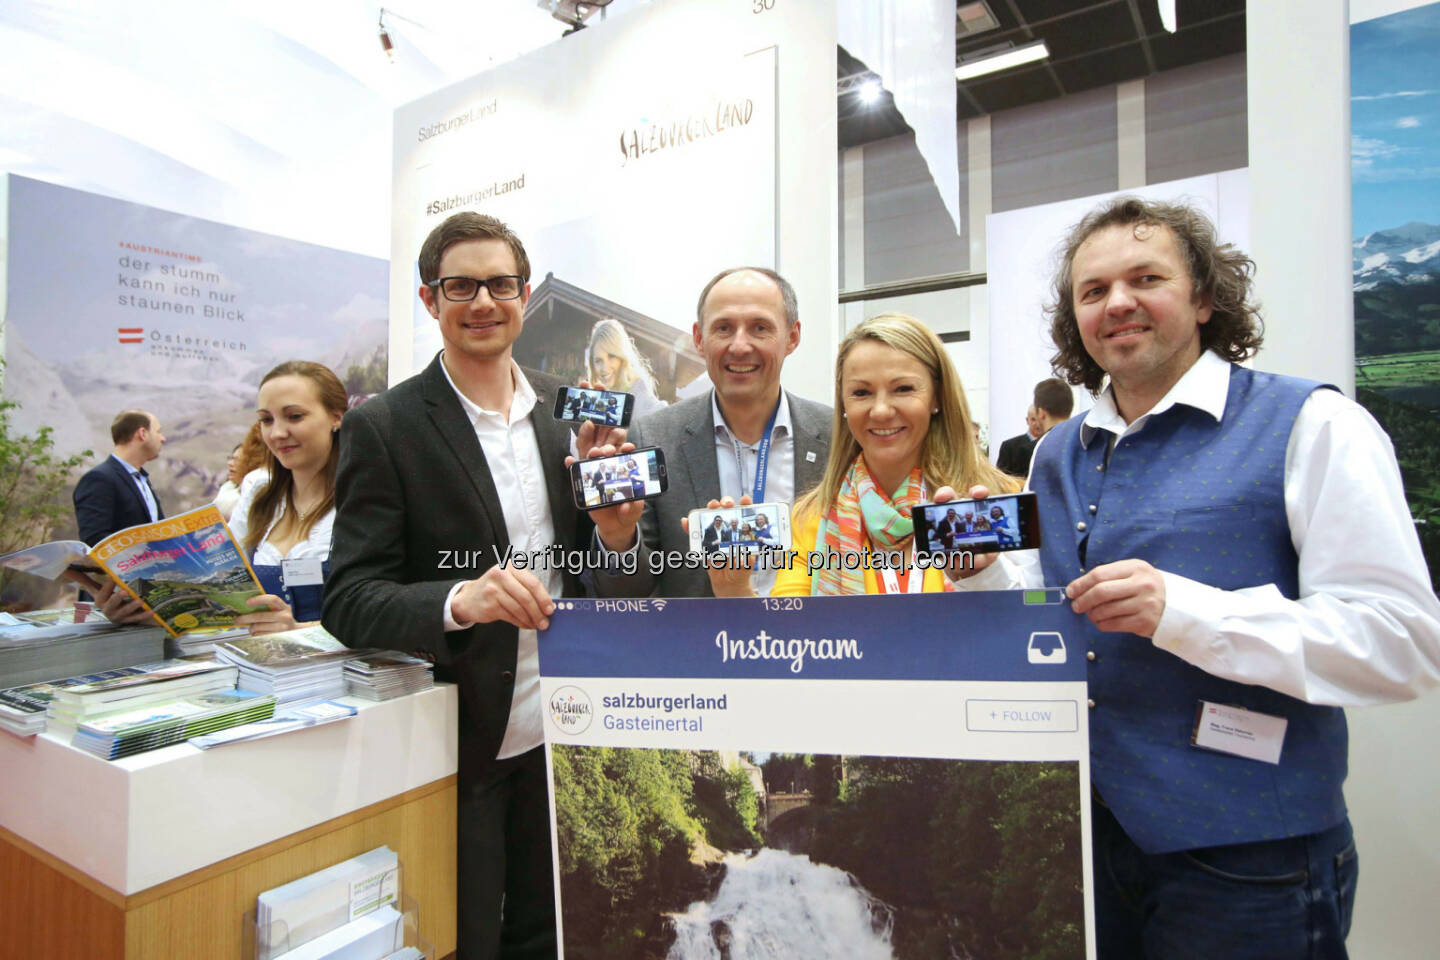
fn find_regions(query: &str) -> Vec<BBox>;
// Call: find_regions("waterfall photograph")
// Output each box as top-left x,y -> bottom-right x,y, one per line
549,746 -> 1084,960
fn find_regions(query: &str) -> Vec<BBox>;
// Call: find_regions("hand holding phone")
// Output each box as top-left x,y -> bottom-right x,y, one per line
911,491 -> 1041,556
687,502 -> 792,555
554,385 -> 634,428
570,447 -> 668,511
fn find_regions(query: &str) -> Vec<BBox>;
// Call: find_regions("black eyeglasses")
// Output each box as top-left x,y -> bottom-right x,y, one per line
428,275 -> 524,302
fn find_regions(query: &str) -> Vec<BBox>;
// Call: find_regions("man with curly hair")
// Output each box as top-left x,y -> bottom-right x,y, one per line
958,197 -> 1440,958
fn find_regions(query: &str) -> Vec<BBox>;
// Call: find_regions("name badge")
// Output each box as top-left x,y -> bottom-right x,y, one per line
1191,700 -> 1287,765
281,557 -> 325,588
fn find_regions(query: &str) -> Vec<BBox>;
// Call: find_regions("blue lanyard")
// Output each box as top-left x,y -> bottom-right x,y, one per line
731,398 -> 782,502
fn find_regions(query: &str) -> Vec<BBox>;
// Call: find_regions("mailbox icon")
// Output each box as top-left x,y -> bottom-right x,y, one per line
1028,631 -> 1066,664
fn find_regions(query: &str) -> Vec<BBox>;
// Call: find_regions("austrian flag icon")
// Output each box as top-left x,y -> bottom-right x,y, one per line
117,327 -> 143,344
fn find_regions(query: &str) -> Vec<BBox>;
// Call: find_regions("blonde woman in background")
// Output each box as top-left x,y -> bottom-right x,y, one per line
588,317 -> 665,417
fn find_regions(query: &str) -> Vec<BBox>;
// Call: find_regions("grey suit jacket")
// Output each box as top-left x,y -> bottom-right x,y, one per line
593,389 -> 832,598
322,354 -> 589,781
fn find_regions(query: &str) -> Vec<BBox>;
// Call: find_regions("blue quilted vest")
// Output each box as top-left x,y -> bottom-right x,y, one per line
1031,365 -> 1348,854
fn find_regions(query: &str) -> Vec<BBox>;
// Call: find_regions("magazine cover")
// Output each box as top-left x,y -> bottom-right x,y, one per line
215,625 -> 357,667
86,506 -> 265,637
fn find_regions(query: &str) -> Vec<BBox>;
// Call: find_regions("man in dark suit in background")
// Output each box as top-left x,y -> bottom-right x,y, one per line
324,212 -> 612,960
995,405 -> 1041,478
588,266 -> 830,598
73,409 -> 167,545
996,378 -> 1075,478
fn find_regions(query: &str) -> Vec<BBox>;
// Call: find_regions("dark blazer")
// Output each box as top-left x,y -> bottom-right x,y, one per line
995,431 -> 1038,479
73,455 -> 165,546
592,389 -> 831,598
322,355 -> 589,781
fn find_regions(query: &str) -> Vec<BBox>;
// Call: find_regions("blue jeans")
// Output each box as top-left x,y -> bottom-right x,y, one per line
1092,799 -> 1358,959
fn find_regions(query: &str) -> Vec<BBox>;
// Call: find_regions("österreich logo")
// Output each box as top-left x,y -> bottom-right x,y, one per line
118,327 -> 143,344
549,686 -> 593,735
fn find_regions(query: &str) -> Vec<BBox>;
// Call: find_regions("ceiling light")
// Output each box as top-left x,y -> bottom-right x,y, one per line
955,40 -> 1050,82
859,80 -> 882,104
956,1 -> 1000,39
378,15 -> 395,62
1157,0 -> 1177,33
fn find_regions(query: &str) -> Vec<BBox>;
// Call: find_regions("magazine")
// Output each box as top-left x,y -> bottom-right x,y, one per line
215,626 -> 362,668
0,505 -> 265,638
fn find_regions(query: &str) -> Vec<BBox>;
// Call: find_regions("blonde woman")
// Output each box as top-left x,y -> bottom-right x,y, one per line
709,313 -> 1015,596
587,317 -> 665,417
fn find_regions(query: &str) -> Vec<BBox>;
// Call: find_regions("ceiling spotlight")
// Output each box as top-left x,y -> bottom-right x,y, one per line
955,40 -> 1050,82
378,15 -> 395,62
859,79 -> 882,104
377,7 -> 425,62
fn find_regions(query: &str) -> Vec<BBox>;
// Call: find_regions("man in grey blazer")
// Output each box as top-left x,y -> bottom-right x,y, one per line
589,266 -> 830,598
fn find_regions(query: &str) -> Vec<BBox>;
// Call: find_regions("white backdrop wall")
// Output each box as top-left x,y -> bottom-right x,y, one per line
389,0 -> 837,403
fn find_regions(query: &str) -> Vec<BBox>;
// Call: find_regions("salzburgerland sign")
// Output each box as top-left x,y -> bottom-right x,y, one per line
539,590 -> 1096,959
617,96 -> 756,166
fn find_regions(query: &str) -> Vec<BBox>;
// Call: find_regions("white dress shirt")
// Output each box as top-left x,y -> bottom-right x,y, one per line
437,357 -> 559,760
711,390 -> 795,595
113,453 -> 160,522
964,349 -> 1440,707
227,478 -> 335,565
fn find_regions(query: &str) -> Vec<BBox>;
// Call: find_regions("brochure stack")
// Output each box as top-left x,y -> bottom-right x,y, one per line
0,659 -> 237,738
71,689 -> 277,759
217,626 -> 372,703
0,614 -> 165,688
344,653 -> 434,701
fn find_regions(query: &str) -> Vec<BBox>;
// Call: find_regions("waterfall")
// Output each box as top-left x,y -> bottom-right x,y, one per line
665,849 -> 894,960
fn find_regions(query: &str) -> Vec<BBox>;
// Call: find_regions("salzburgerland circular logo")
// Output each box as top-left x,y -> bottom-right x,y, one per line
548,686 -> 594,735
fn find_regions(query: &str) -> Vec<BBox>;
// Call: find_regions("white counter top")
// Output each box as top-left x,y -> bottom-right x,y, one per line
0,684 -> 458,895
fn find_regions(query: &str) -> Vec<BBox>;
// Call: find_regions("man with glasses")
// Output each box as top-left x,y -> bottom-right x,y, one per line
325,212 -> 609,959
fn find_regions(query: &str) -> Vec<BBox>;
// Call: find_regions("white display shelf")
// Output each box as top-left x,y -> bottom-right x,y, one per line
0,684 -> 457,895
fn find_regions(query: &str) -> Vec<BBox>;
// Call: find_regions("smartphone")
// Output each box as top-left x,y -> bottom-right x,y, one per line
570,447 -> 668,511
687,503 -> 792,555
553,386 -> 634,428
911,491 -> 1041,556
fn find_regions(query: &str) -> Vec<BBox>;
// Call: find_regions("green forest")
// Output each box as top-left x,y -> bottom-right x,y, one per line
551,746 -> 1084,960
1356,387 -> 1440,591
1355,271 -> 1440,591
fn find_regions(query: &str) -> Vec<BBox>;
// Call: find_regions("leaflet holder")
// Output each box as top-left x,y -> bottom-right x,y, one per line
242,860 -> 435,960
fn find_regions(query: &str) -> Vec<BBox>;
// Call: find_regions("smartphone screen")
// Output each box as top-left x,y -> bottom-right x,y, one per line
570,447 -> 667,510
686,503 -> 792,555
911,492 -> 1041,555
553,386 -> 634,428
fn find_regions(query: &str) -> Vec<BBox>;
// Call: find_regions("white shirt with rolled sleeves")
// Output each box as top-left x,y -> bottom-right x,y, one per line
437,359 -> 560,760
962,349 -> 1440,708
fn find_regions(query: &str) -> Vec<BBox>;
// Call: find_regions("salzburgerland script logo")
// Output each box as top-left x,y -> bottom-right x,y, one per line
715,629 -> 862,674
618,96 -> 755,166
549,685 -> 594,735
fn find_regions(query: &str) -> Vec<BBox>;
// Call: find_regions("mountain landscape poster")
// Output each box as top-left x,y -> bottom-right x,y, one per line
1351,1 -> 1440,589
1,176 -> 387,605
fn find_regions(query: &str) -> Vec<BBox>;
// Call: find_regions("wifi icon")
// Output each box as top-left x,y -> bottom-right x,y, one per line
651,599 -> 668,613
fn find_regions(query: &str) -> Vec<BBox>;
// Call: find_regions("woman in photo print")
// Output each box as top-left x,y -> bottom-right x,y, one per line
588,317 -> 665,417
709,313 -> 1016,597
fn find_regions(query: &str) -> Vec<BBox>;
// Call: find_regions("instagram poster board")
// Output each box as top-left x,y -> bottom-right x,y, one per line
539,592 -> 1094,959
0,175 -> 387,543
390,0 -> 839,401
